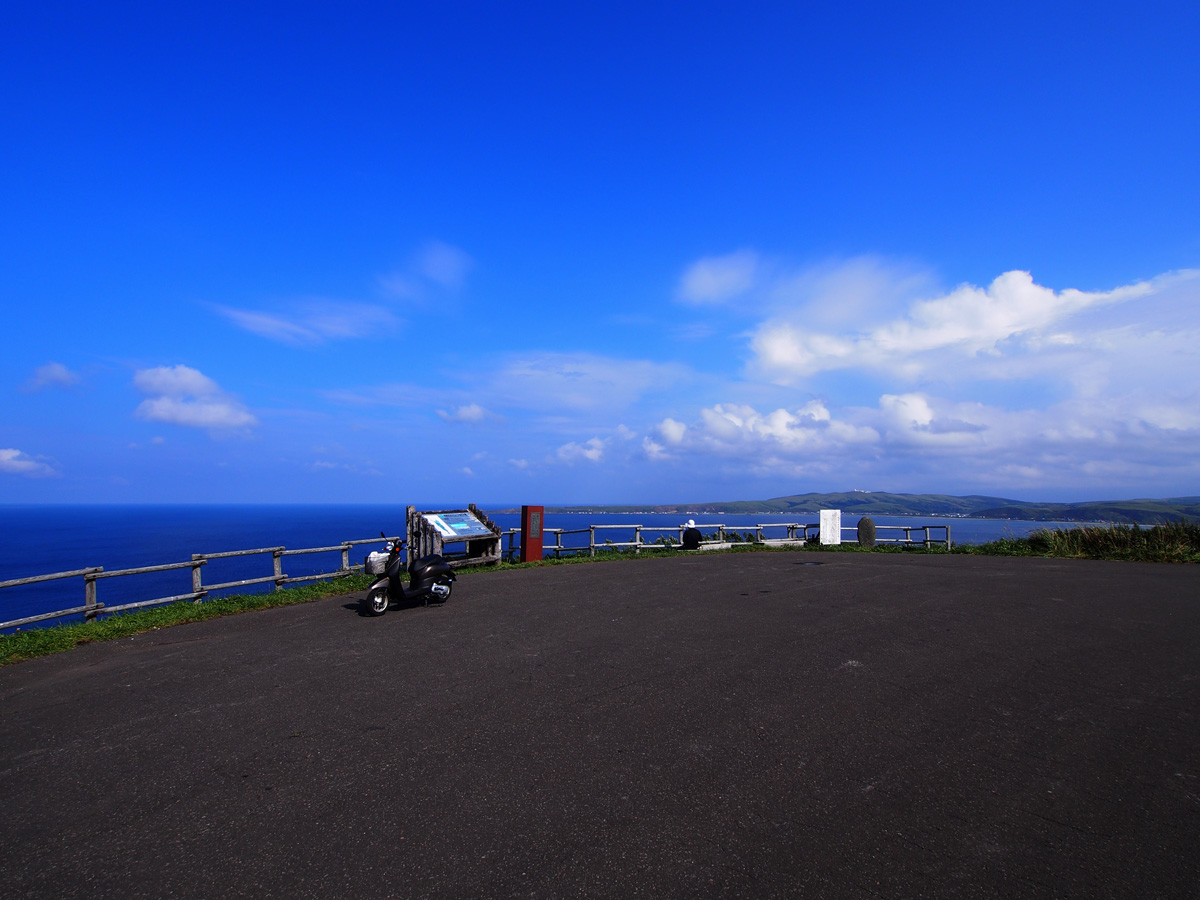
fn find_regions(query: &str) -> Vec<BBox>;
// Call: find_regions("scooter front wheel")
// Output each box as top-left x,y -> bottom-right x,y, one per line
364,584 -> 389,616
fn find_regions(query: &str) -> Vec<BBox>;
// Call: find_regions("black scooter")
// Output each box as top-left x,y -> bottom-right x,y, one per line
363,532 -> 456,616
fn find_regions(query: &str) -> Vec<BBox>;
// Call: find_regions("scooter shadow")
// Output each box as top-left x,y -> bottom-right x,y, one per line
343,595 -> 445,617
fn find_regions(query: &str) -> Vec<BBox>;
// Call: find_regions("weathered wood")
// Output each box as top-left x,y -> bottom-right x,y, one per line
0,604 -> 103,630
93,560 -> 203,579
0,567 -> 103,590
279,545 -> 346,556
84,573 -> 98,622
192,547 -> 285,561
279,571 -> 354,585
408,506 -> 501,566
344,536 -> 396,547
100,592 -> 206,614
202,575 -> 281,592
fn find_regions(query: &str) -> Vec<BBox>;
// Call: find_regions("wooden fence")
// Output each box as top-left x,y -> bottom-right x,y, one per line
500,521 -> 953,559
2,519 -> 953,631
0,535 -> 398,631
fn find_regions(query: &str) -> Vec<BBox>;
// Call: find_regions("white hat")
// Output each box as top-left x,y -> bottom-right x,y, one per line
686,519 -> 695,528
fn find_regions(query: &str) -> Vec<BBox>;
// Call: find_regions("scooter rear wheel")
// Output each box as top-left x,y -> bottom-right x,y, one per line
364,585 -> 389,616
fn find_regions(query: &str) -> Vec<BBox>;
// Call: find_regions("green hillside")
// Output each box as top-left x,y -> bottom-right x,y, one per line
545,493 -> 1200,525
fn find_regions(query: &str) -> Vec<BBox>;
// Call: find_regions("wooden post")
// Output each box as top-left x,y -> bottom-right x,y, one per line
191,558 -> 204,602
589,526 -> 595,557
634,526 -> 642,555
340,544 -> 350,573
273,550 -> 284,590
84,573 -> 98,621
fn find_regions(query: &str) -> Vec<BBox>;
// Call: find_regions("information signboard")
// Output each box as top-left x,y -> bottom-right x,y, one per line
422,512 -> 496,541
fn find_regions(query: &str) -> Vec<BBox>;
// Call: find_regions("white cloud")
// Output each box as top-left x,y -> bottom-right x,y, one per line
437,403 -> 489,423
0,448 -> 60,478
659,418 -> 687,444
380,240 -> 474,298
133,365 -> 257,431
216,300 -> 398,346
750,268 -> 1191,383
417,241 -> 474,290
646,384 -> 1200,493
642,437 -> 669,460
765,256 -> 936,329
22,362 -> 80,392
133,365 -> 220,398
320,382 -> 429,408
677,250 -> 759,304
497,352 -> 689,412
557,437 -> 607,463
325,353 -> 694,425
690,401 -> 879,453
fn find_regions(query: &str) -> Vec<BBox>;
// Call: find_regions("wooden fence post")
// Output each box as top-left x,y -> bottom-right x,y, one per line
191,558 -> 204,603
273,551 -> 284,591
84,573 -> 98,621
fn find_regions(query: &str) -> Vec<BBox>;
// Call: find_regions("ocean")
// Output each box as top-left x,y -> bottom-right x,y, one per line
1,504 -> 1077,631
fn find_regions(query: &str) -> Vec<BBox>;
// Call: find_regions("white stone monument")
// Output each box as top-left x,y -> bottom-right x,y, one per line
820,509 -> 842,545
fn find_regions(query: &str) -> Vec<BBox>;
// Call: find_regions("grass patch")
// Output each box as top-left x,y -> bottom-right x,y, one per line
1,574 -> 374,667
957,522 -> 1200,563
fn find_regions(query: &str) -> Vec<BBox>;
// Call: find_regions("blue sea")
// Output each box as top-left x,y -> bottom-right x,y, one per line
0,504 -> 1078,631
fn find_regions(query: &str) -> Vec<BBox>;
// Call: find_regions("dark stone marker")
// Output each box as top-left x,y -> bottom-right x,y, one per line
858,516 -> 876,548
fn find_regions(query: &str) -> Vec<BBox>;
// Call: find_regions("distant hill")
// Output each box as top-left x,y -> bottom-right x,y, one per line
541,492 -> 1200,525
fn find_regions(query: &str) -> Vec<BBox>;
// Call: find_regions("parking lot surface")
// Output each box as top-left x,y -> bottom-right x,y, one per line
3,551 -> 1198,899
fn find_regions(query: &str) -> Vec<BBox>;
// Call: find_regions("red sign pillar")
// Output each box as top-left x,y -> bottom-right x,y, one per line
520,505 -> 544,563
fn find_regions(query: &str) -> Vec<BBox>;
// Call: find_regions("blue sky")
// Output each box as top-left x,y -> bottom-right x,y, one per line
2,1 -> 1198,505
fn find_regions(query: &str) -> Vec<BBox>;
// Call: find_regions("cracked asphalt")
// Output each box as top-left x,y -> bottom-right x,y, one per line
2,551 -> 1198,899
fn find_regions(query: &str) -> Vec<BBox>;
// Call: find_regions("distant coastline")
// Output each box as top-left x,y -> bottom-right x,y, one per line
491,491 -> 1200,526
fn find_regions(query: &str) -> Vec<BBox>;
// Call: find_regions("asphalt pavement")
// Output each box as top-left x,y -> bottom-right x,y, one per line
2,551 -> 1198,899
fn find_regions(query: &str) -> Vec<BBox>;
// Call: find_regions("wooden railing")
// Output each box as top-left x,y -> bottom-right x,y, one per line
0,536 -> 397,631
500,521 -> 952,559
2,519 -> 954,631
871,524 -> 953,548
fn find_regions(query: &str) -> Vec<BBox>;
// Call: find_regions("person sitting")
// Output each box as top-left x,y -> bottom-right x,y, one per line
681,519 -> 703,550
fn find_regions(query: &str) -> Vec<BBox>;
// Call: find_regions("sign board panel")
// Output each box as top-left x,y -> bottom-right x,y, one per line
820,509 -> 842,545
422,512 -> 495,540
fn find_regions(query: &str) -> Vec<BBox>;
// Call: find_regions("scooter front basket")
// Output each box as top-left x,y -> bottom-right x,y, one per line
364,551 -> 390,576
